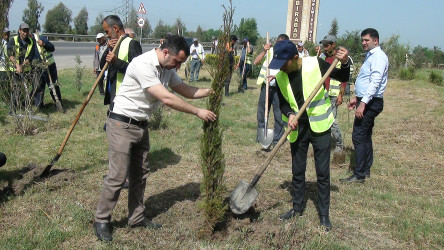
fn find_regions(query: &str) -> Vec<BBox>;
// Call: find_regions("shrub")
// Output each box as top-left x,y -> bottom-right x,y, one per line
398,67 -> 416,80
73,55 -> 84,91
428,71 -> 443,86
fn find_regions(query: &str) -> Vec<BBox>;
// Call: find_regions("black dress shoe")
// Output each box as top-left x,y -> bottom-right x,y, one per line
130,218 -> 162,229
93,222 -> 112,242
319,215 -> 332,231
279,209 -> 302,221
365,173 -> 370,179
340,175 -> 365,183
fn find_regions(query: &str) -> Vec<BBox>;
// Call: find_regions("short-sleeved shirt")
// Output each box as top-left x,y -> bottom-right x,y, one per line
112,48 -> 182,121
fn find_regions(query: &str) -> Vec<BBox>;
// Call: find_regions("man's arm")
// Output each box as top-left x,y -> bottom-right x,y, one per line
170,82 -> 213,99
361,54 -> 388,104
253,43 -> 271,66
145,84 -> 216,122
39,36 -> 54,53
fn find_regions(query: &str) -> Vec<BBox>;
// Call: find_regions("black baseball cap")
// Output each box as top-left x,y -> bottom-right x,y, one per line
269,40 -> 298,69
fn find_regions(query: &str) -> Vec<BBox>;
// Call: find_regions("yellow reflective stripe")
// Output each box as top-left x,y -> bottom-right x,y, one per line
309,105 -> 333,122
116,37 -> 132,93
256,48 -> 273,85
12,36 -> 33,72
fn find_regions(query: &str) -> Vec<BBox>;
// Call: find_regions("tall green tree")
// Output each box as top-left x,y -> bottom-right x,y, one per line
89,13 -> 104,35
328,17 -> 338,36
152,19 -> 171,38
235,18 -> 259,45
22,0 -> 44,32
73,7 -> 88,35
382,35 -> 409,75
173,18 -> 186,36
337,30 -> 363,62
195,25 -> 204,41
0,0 -> 13,33
43,2 -> 72,33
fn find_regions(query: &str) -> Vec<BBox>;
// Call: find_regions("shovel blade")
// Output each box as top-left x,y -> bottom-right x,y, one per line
229,180 -> 259,214
258,128 -> 274,149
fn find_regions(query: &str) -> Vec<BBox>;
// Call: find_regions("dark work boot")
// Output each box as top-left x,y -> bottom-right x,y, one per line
279,209 -> 302,221
320,215 -> 332,232
93,222 -> 112,242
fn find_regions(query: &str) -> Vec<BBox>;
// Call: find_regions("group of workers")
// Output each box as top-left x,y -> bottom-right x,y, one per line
0,23 -> 63,113
2,15 -> 388,242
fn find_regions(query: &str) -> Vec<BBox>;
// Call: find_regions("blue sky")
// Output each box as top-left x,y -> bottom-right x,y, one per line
8,0 -> 443,49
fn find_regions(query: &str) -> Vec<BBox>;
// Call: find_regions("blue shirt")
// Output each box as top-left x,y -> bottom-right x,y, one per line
355,46 -> 388,104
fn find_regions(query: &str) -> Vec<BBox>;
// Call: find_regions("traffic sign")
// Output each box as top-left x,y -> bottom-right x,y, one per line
137,17 -> 145,28
137,3 -> 147,14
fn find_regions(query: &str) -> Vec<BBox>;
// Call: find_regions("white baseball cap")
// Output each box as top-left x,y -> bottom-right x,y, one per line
96,33 -> 105,39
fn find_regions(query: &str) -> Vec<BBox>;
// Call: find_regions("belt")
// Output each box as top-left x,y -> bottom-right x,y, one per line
192,58 -> 200,60
108,112 -> 148,128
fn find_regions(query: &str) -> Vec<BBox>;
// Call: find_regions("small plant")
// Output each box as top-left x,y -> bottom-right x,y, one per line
148,106 -> 166,130
73,54 -> 85,91
428,71 -> 443,86
398,67 -> 416,80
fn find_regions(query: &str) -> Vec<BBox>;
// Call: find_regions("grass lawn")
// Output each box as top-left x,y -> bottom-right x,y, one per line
0,66 -> 443,249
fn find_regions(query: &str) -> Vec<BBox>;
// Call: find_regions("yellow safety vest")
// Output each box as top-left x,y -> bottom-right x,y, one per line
11,36 -> 33,72
34,34 -> 55,65
242,47 -> 252,64
329,62 -> 342,96
256,47 -> 273,85
116,37 -> 132,93
276,57 -> 334,143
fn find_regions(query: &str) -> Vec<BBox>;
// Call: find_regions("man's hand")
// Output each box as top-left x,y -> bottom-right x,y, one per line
94,69 -> 97,74
263,43 -> 271,51
37,40 -> 44,47
16,64 -> 22,74
107,39 -> 117,49
200,59 -> 204,64
348,97 -> 357,110
288,114 -> 298,131
196,108 -> 217,122
336,95 -> 343,106
106,51 -> 116,64
335,47 -> 349,65
355,102 -> 365,119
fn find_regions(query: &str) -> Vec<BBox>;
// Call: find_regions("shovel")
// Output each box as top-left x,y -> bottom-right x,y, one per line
230,58 -> 339,214
258,32 -> 273,149
39,36 -> 124,178
36,30 -> 64,113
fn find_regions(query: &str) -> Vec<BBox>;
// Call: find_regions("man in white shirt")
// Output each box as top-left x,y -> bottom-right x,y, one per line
297,42 -> 309,58
189,37 -> 205,81
94,35 -> 216,242
341,28 -> 388,183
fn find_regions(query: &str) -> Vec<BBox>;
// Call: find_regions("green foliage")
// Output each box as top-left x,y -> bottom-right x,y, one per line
88,13 -> 104,35
336,30 -> 364,63
73,7 -> 88,35
432,46 -> 444,67
303,40 -> 316,57
148,106 -> 166,130
125,8 -> 152,38
428,71 -> 443,86
196,25 -> 204,41
43,2 -> 72,33
22,0 -> 44,32
234,18 -> 259,45
173,18 -> 186,37
398,67 -> 416,80
382,35 -> 410,76
199,0 -> 235,232
73,55 -> 84,91
152,19 -> 171,39
412,45 -> 429,69
328,17 -> 338,36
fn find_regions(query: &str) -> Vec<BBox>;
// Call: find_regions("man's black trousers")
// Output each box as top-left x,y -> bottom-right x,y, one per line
290,124 -> 331,216
352,97 -> 383,179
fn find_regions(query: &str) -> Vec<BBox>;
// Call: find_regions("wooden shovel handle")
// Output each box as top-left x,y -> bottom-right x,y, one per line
250,58 -> 340,187
56,36 -> 125,155
264,32 -> 270,121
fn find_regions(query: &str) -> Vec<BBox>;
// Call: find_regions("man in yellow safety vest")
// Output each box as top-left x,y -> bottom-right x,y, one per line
269,39 -> 350,231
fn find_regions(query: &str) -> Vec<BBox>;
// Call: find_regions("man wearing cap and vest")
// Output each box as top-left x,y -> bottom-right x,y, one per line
0,28 -> 10,87
7,23 -> 36,113
94,33 -> 107,95
100,15 -> 142,111
237,38 -> 253,92
269,40 -> 350,231
297,42 -> 309,58
319,35 -> 347,153
189,38 -> 204,82
224,34 -> 238,97
253,34 -> 289,148
32,32 -> 63,107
